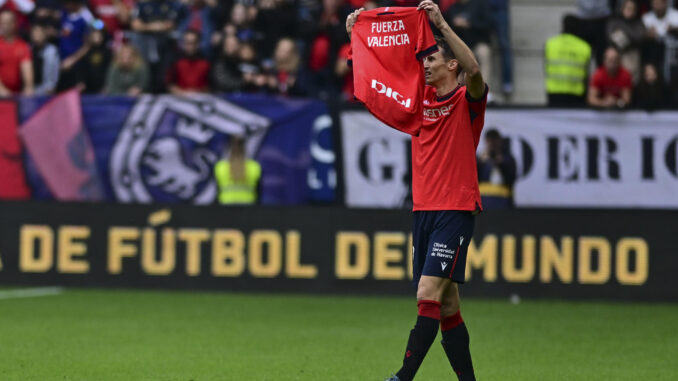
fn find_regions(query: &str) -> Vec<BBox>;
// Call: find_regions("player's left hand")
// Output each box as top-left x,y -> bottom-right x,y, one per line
418,0 -> 446,30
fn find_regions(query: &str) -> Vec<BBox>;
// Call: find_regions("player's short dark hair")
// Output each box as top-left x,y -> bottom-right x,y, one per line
434,35 -> 455,62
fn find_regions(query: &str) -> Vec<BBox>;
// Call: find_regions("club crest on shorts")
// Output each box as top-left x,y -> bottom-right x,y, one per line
110,95 -> 270,204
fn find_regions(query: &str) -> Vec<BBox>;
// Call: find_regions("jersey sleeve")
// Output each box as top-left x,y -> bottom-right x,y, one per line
466,85 -> 489,143
415,10 -> 438,60
19,42 -> 32,62
591,69 -> 604,90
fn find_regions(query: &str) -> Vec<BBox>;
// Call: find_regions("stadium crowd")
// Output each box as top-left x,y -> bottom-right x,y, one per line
547,0 -> 678,110
0,0 -> 676,108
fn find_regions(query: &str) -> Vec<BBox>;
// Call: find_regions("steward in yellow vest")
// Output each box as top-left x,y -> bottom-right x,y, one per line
214,137 -> 261,205
545,15 -> 592,107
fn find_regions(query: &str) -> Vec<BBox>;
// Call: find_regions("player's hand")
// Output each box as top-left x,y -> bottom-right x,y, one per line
346,7 -> 365,38
418,0 -> 446,30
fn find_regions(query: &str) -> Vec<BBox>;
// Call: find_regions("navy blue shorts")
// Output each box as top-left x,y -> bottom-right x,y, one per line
412,210 -> 475,286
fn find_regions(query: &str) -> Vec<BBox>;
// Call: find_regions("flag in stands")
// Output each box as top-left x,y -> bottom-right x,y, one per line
19,90 -> 104,201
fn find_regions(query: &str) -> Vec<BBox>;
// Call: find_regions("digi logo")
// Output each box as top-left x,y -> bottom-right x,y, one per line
371,79 -> 412,108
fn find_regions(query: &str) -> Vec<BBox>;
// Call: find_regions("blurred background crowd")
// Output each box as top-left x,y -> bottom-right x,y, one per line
0,0 -> 677,109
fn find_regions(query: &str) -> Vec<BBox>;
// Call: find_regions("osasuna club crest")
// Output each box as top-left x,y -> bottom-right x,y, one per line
110,95 -> 270,204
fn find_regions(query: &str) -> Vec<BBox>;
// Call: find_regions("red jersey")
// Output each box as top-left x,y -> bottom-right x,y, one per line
88,0 -> 135,34
165,56 -> 210,91
0,36 -> 31,93
350,7 -> 437,135
590,66 -> 632,99
412,85 -> 488,211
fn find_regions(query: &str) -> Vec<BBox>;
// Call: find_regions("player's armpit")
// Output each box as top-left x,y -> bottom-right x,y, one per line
465,83 -> 489,103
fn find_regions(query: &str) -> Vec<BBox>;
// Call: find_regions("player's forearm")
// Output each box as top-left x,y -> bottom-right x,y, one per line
438,24 -> 480,77
587,88 -> 605,107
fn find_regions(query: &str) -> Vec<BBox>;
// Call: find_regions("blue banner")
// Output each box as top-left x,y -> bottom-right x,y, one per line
19,94 -> 336,205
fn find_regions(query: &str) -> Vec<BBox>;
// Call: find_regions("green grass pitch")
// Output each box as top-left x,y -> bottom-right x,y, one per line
0,288 -> 676,380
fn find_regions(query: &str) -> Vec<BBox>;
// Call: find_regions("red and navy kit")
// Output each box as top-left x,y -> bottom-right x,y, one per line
412,210 -> 474,284
411,84 -> 488,284
412,84 -> 488,212
349,7 -> 438,135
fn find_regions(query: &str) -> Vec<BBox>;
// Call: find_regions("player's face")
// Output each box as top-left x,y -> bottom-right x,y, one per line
423,51 -> 454,86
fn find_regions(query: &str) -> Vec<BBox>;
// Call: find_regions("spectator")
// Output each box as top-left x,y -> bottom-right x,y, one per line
214,136 -> 261,205
268,37 -> 309,96
0,0 -> 35,34
642,0 -> 678,66
575,0 -> 612,65
223,2 -> 256,44
130,0 -> 179,92
79,28 -> 111,93
545,15 -> 592,107
334,42 -> 353,101
238,41 -> 266,92
88,0 -> 134,39
105,43 -> 148,95
477,129 -> 517,209
209,0 -> 231,34
177,0 -> 216,56
634,62 -> 667,110
166,29 -> 210,95
588,46 -> 633,109
57,0 -> 93,91
211,34 -> 242,93
254,0 -> 297,58
0,9 -> 33,96
31,0 -> 61,41
606,0 -> 645,82
489,0 -> 514,96
303,0 -> 350,99
446,0 -> 494,99
30,23 -> 59,95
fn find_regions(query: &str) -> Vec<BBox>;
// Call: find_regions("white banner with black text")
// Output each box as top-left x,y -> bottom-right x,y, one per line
340,109 -> 678,208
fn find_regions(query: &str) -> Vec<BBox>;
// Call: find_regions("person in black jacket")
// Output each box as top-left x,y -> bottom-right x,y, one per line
634,63 -> 668,111
477,128 -> 517,209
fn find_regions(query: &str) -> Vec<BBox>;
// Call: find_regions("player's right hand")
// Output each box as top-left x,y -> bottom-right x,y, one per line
346,7 -> 365,37
418,0 -> 446,30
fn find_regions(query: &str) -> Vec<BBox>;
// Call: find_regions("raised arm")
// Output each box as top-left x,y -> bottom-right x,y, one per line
417,0 -> 485,99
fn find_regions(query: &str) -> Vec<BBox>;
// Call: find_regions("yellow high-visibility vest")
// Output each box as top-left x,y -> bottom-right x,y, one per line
544,34 -> 591,96
214,159 -> 261,205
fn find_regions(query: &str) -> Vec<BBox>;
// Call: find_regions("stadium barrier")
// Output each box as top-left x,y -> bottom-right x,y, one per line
0,201 -> 675,301
341,109 -> 678,209
3,93 -> 336,204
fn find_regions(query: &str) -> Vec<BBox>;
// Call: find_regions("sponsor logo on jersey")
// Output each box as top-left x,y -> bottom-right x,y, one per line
371,79 -> 412,108
423,104 -> 453,118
